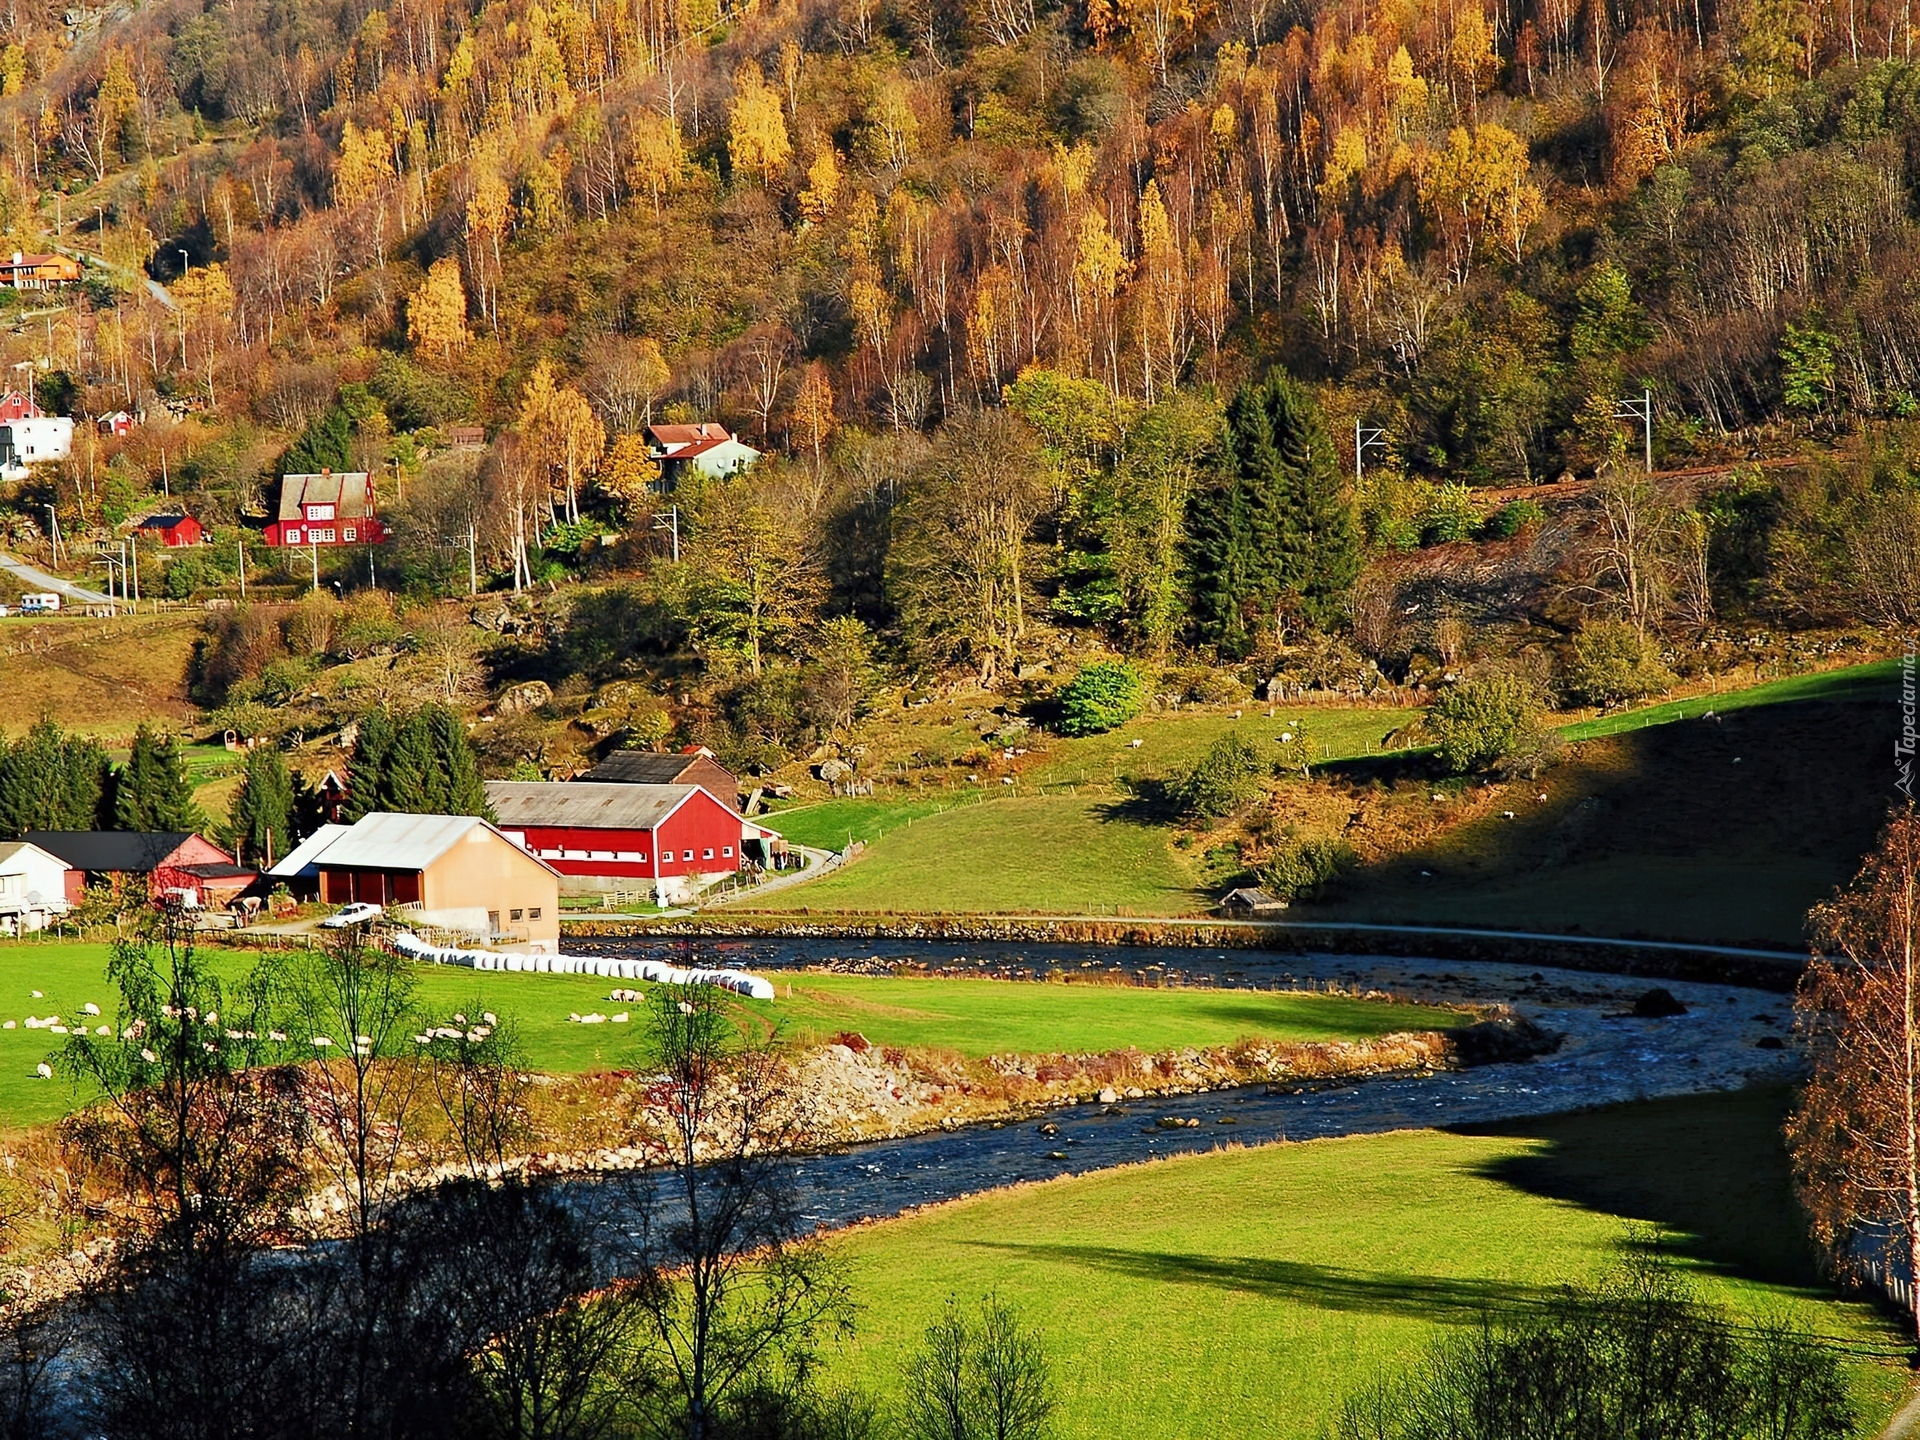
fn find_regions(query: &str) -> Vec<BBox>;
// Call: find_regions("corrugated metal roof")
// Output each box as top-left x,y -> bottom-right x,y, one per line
484,781 -> 704,830
310,813 -> 487,869
265,823 -> 349,878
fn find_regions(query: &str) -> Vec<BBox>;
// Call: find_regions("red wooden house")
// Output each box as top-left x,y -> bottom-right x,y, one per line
0,390 -> 42,423
135,512 -> 204,547
484,781 -> 776,904
264,470 -> 387,548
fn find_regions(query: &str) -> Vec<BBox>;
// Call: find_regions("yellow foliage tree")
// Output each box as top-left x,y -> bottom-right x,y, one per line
728,61 -> 791,187
519,360 -> 605,526
625,109 -> 685,216
407,255 -> 471,361
789,364 -> 835,469
1416,123 -> 1541,281
599,432 -> 658,517
798,145 -> 841,223
335,120 -> 395,208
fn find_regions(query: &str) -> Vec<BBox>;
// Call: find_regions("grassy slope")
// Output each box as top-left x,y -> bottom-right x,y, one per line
0,942 -> 1455,1128
754,710 -> 1417,916
749,662 -> 1900,939
0,613 -> 201,737
1318,690 -> 1899,948
823,1089 -> 1907,1438
755,796 -> 1200,914
1555,659 -> 1900,741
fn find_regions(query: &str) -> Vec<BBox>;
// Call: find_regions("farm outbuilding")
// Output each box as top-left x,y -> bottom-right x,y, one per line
21,831 -> 255,910
484,781 -> 774,905
579,744 -> 741,809
299,812 -> 560,947
135,512 -> 204,547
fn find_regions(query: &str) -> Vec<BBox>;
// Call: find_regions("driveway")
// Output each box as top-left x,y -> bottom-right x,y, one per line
0,550 -> 111,604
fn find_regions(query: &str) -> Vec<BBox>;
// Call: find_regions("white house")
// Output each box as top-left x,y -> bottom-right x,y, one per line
0,416 -> 73,479
644,422 -> 761,487
0,841 -> 72,933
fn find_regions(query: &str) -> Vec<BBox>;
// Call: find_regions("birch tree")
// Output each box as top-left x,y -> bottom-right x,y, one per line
1790,807 -> 1920,1340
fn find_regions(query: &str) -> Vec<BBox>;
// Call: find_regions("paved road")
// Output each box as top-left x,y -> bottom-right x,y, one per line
0,549 -> 110,604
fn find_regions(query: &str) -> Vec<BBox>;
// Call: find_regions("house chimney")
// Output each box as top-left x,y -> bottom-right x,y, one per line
321,466 -> 331,476
9,253 -> 19,267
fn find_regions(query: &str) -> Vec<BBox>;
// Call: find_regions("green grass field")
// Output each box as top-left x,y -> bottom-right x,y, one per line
1556,659 -> 1899,741
822,1089 -> 1909,1437
753,796 -> 1200,914
0,941 -> 1456,1128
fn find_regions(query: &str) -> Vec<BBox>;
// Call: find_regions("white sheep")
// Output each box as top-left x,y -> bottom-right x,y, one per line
34,1063 -> 51,1080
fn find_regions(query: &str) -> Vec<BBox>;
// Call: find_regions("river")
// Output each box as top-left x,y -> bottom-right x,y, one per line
574,939 -> 1804,1229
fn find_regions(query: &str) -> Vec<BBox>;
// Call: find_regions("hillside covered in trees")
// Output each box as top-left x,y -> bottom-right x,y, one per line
0,0 -> 1915,774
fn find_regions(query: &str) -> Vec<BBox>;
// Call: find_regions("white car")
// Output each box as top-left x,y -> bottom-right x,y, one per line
320,902 -> 384,928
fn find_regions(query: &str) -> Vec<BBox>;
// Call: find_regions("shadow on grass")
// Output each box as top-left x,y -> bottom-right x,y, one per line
955,1240 -> 1562,1321
1447,1087 -> 1827,1292
1092,780 -> 1185,827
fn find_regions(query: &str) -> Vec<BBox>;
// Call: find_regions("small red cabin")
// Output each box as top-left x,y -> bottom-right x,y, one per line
136,512 -> 203,547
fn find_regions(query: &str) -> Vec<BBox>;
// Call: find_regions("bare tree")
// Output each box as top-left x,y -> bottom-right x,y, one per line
1790,806 -> 1920,1340
426,1003 -> 532,1178
729,325 -> 795,440
60,910 -> 311,1440
1580,469 -> 1676,635
902,1295 -> 1054,1440
627,980 -> 852,1440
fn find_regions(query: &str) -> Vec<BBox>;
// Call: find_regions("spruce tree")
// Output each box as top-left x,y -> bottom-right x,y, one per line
382,713 -> 439,813
111,725 -> 203,832
425,705 -> 492,817
1185,368 -> 1361,656
230,746 -> 297,866
345,711 -> 395,821
0,719 -> 111,835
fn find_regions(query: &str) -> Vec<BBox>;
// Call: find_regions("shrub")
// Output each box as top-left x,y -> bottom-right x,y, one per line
1261,835 -> 1357,900
1483,498 -> 1545,538
1170,732 -> 1269,819
1425,672 -> 1546,774
1332,1243 -> 1855,1440
1562,620 -> 1676,706
1420,483 -> 1481,545
1056,660 -> 1147,735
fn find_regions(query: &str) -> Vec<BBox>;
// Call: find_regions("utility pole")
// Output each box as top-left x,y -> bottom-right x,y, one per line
127,535 -> 137,606
1354,419 -> 1387,482
1613,388 -> 1654,473
467,524 -> 478,596
176,250 -> 189,367
654,505 -> 680,562
160,447 -> 169,498
237,538 -> 246,600
44,504 -> 60,568
310,534 -> 320,592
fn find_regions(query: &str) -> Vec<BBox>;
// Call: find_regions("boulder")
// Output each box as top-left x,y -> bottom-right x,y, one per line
496,680 -> 553,716
1631,987 -> 1689,1018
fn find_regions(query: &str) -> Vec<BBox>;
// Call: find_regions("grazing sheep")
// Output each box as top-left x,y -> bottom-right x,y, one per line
34,1063 -> 51,1080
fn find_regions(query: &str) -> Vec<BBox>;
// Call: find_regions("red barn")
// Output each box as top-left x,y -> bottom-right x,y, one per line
263,470 -> 387,548
0,390 -> 41,423
135,512 -> 204,547
21,831 -> 255,910
484,781 -> 774,905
